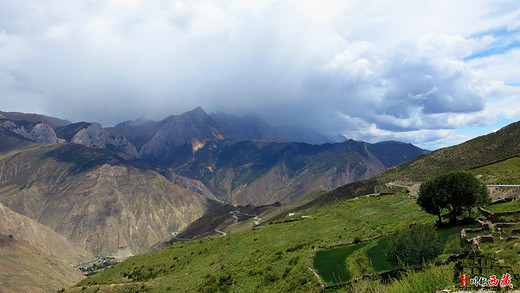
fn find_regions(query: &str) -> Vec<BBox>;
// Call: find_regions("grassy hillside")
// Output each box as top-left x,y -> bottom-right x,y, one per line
67,191 -> 520,292
65,120 -> 520,293
66,192 -> 444,292
381,120 -> 520,182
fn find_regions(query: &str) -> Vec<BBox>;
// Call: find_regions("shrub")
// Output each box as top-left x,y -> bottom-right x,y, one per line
386,224 -> 442,267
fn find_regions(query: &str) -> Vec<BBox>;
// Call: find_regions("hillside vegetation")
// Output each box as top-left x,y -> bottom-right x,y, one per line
67,192 -> 439,292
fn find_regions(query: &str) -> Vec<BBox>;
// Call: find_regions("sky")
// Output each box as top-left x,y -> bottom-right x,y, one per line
0,0 -> 519,150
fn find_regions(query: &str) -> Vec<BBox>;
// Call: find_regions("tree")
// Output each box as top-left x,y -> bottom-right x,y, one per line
417,179 -> 448,224
417,172 -> 490,223
386,224 -> 442,267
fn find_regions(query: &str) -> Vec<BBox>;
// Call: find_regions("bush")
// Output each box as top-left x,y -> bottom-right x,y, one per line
386,224 -> 442,267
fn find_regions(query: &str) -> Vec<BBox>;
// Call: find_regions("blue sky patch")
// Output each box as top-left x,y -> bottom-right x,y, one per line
464,28 -> 520,61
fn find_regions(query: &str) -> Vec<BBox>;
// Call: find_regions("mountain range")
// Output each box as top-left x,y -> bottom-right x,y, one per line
0,107 -> 427,292
62,116 -> 520,293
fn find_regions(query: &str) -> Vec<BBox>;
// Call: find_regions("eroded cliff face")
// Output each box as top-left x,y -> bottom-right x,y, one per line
0,144 -> 219,257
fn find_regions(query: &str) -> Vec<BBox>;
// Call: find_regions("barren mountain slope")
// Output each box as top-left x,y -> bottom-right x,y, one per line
0,234 -> 84,293
0,143 -> 219,257
0,202 -> 94,265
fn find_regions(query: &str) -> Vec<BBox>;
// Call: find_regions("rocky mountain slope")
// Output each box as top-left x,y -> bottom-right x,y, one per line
169,139 -> 426,205
0,143 -> 220,257
0,202 -> 94,266
0,234 -> 85,293
139,107 -> 227,165
0,119 -> 64,144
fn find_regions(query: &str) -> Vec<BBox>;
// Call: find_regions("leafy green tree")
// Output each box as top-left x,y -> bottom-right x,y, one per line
417,172 -> 490,222
386,224 -> 442,267
417,179 -> 448,224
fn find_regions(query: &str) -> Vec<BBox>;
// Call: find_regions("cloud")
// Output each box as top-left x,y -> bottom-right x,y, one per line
0,0 -> 519,149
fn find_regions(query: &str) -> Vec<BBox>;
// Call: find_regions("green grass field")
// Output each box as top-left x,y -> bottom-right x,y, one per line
366,236 -> 393,273
469,156 -> 520,184
312,223 -> 475,286
313,243 -> 368,284
486,199 -> 520,212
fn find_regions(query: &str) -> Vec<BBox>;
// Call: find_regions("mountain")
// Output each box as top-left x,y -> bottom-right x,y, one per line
0,143 -> 220,257
170,139 -> 426,205
139,107 -> 227,165
0,119 -> 64,144
276,125 -> 334,145
210,112 -> 287,142
301,119 -> 520,210
109,110 -> 330,151
0,234 -> 85,293
110,107 -> 424,205
55,122 -> 139,157
0,110 -> 71,128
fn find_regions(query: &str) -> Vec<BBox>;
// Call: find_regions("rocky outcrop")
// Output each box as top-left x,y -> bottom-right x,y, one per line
108,135 -> 139,157
0,120 -> 64,144
70,122 -> 139,157
28,123 -> 65,143
72,122 -> 109,148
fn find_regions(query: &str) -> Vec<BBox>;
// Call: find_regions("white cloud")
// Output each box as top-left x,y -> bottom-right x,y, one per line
0,0 -> 518,149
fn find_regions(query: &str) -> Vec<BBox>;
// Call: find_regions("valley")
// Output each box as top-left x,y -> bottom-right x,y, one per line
0,109 -> 519,292
61,117 -> 520,292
